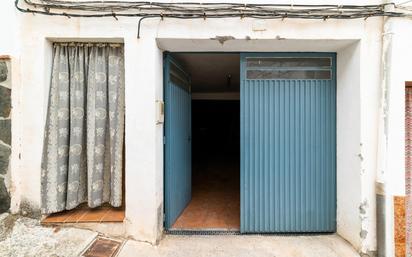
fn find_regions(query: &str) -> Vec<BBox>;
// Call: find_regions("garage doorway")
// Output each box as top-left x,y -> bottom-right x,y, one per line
164,52 -> 337,233
165,53 -> 240,230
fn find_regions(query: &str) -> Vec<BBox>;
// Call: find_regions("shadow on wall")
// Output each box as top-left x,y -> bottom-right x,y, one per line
0,58 -> 11,213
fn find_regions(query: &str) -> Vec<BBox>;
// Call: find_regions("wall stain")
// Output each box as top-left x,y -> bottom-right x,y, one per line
19,200 -> 41,219
359,200 -> 369,215
211,36 -> 235,45
360,229 -> 368,239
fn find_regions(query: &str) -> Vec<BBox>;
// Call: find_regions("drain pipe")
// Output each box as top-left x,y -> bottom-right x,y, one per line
376,3 -> 394,257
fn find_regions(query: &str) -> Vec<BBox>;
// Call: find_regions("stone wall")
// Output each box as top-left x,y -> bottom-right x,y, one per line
0,58 -> 11,213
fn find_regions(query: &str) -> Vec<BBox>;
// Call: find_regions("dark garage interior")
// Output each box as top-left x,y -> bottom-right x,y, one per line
170,53 -> 241,230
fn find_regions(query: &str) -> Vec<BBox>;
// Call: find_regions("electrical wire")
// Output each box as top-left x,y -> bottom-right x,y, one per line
14,0 -> 411,38
15,0 -> 406,18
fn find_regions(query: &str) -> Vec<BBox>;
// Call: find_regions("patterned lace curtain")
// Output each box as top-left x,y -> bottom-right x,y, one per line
406,87 -> 412,256
41,43 -> 125,214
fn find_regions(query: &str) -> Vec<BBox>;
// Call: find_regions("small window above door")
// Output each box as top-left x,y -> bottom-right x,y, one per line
245,57 -> 332,80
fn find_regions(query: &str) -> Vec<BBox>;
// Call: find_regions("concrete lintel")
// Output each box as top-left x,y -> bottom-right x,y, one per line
156,38 -> 359,52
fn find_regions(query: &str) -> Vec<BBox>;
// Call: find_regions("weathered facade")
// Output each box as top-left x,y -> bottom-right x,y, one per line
1,1 -> 412,256
0,58 -> 11,213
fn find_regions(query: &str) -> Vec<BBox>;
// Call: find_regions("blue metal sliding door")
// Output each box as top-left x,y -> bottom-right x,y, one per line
240,53 -> 337,233
164,55 -> 192,229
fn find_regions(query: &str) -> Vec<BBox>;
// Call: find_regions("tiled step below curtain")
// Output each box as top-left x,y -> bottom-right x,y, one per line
41,43 -> 125,214
406,87 -> 412,256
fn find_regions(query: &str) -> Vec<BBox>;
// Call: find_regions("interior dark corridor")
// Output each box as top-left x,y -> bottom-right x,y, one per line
167,53 -> 241,230
172,100 -> 240,230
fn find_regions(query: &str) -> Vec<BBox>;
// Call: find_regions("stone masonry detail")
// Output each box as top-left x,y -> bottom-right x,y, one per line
0,59 -> 11,213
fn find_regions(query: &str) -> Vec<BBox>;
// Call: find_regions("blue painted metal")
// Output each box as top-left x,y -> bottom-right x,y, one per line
164,55 -> 192,229
240,53 -> 337,233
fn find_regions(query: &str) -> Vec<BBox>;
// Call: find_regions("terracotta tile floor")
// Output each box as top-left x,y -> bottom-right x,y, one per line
172,159 -> 240,230
394,196 -> 406,257
42,205 -> 125,224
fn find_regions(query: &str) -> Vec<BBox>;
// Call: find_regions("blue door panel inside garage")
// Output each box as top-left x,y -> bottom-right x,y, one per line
164,55 -> 192,229
240,53 -> 337,233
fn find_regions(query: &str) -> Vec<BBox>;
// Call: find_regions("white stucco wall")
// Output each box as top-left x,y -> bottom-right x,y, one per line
376,16 -> 412,257
384,17 -> 412,196
0,1 -> 22,214
336,42 -> 363,250
0,3 -> 18,55
1,0 -> 398,254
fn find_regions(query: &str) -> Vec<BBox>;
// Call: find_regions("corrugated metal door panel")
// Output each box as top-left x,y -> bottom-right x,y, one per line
164,56 -> 192,229
240,53 -> 336,233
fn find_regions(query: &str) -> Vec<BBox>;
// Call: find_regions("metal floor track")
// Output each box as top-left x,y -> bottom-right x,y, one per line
165,230 -> 335,236
166,230 -> 241,235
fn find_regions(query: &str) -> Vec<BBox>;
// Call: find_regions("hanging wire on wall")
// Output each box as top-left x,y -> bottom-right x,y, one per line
14,0 -> 412,38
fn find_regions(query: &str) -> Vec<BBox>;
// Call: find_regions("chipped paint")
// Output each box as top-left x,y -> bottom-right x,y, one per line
361,230 -> 368,239
360,200 -> 369,215
360,250 -> 377,257
210,36 -> 235,45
